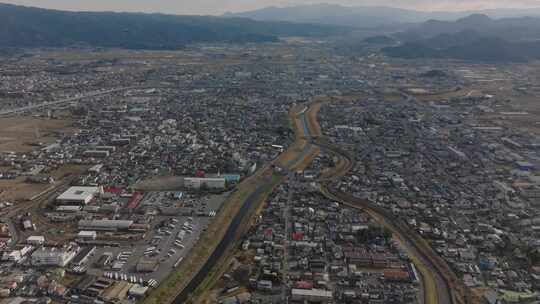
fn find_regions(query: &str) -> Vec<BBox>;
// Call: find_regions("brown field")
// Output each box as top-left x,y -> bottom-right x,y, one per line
413,87 -> 470,102
133,176 -> 184,191
0,164 -> 87,202
0,117 -> 74,153
0,180 -> 51,202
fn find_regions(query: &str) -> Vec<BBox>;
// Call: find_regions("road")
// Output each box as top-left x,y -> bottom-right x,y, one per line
297,101 -> 458,304
165,97 -> 459,304
322,187 -> 450,304
0,87 -> 134,116
165,103 -> 321,304
172,174 -> 278,303
281,171 -> 294,302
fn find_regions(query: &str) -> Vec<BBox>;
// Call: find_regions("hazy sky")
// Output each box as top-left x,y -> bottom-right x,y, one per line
4,0 -> 540,15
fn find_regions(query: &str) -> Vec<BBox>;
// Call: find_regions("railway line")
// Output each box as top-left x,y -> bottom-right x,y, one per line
0,87 -> 134,116
1,174 -> 79,246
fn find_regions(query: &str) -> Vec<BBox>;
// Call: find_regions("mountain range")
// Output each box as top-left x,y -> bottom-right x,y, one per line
397,14 -> 540,42
383,15 -> 540,62
0,3 -> 348,49
226,4 -> 540,28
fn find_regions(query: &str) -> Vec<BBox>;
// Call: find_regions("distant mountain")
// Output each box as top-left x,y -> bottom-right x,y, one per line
363,35 -> 396,45
397,14 -> 540,42
225,4 -> 540,28
383,31 -> 540,62
418,29 -> 487,49
0,3 -> 349,49
381,14 -> 540,62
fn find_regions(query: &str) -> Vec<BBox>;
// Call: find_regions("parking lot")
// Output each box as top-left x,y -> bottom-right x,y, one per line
82,191 -> 229,285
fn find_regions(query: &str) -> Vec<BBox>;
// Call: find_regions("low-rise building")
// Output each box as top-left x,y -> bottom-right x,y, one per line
26,236 -> 45,245
291,288 -> 333,302
184,177 -> 226,190
31,245 -> 79,267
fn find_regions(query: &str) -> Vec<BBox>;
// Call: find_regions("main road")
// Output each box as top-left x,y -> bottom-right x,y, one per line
0,87 -> 136,116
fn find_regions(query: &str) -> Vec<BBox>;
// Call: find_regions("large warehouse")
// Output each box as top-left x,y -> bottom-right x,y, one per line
184,177 -> 226,190
57,186 -> 103,205
78,220 -> 134,231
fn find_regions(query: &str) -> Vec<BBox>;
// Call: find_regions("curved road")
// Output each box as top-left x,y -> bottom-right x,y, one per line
298,103 -> 455,304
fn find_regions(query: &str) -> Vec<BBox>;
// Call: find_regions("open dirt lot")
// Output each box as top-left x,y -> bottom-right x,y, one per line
0,164 -> 87,202
0,117 -> 74,153
133,176 -> 185,191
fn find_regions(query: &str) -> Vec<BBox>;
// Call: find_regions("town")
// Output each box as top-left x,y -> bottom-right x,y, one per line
0,39 -> 540,304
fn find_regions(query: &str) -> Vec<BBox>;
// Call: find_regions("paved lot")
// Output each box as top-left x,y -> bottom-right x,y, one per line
84,191 -> 229,284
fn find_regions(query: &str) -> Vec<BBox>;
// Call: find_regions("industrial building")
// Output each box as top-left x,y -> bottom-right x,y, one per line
26,236 -> 45,245
77,231 -> 97,240
128,284 -> 149,298
78,220 -> 134,231
291,289 -> 333,302
71,246 -> 96,266
184,177 -> 226,190
57,186 -> 103,205
136,259 -> 159,273
31,245 -> 79,267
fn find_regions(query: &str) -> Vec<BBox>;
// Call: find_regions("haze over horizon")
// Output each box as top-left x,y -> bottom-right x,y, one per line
3,0 -> 540,15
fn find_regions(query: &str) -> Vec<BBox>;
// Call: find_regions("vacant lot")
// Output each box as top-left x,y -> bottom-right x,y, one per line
0,164 -> 87,202
0,117 -> 74,153
133,176 -> 185,191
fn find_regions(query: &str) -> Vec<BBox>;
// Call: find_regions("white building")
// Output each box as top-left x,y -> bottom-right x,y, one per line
56,205 -> 83,213
31,245 -> 79,267
57,186 -> 103,205
4,246 -> 33,262
26,236 -> 45,245
129,284 -> 149,298
77,231 -> 97,240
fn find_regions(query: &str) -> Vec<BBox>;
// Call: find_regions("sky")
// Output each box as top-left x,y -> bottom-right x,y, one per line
3,0 -> 540,15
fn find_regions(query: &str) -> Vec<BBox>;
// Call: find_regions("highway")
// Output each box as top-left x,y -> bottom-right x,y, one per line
0,87 -> 134,116
0,84 -> 302,117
